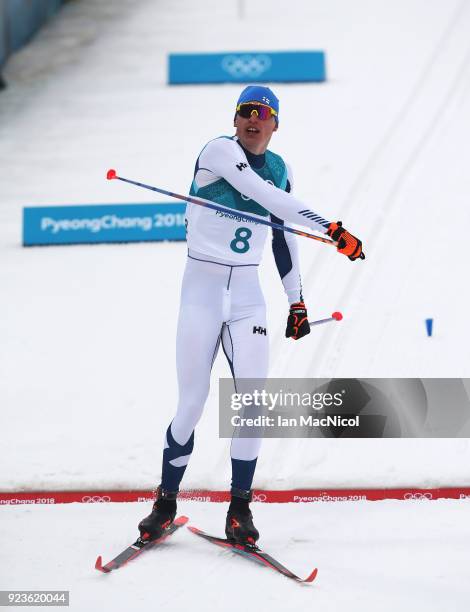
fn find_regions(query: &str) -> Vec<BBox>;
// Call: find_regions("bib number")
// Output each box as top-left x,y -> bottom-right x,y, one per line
230,227 -> 252,253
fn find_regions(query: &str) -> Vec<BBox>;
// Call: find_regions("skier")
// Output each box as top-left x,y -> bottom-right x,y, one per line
139,85 -> 364,545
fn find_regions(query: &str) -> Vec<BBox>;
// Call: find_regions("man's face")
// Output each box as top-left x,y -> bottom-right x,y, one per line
234,104 -> 277,154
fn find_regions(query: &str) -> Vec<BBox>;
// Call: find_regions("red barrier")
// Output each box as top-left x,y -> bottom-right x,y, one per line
1,487 -> 470,505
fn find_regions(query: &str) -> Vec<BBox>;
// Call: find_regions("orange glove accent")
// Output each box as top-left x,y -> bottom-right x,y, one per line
327,221 -> 365,261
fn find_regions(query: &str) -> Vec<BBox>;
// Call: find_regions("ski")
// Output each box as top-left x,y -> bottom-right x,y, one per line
95,515 -> 189,573
187,525 -> 318,583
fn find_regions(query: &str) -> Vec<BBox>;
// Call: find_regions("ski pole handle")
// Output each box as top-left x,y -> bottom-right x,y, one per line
309,311 -> 343,327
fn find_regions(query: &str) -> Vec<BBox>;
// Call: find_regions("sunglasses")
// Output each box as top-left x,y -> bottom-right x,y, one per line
236,102 -> 277,121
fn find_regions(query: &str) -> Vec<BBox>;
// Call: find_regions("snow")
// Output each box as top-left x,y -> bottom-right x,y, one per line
2,0 -> 470,491
2,0 -> 470,608
1,498 -> 469,611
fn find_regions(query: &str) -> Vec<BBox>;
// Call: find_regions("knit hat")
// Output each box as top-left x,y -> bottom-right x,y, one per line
236,85 -> 279,125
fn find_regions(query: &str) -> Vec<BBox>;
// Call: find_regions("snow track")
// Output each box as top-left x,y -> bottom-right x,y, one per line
1,499 -> 470,611
270,0 -> 470,380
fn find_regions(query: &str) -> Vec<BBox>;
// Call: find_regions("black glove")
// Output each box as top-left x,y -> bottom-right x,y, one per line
327,221 -> 365,261
285,302 -> 310,341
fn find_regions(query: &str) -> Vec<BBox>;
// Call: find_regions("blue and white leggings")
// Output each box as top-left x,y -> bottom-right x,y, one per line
161,252 -> 269,494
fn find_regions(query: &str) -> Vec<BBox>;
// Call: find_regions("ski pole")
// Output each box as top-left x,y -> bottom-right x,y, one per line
106,169 -> 336,247
309,311 -> 343,327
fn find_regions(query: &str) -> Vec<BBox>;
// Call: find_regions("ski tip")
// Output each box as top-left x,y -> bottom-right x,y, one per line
304,567 -> 318,583
174,515 -> 189,526
187,525 -> 202,535
95,555 -> 107,573
106,168 -> 117,180
332,311 -> 343,321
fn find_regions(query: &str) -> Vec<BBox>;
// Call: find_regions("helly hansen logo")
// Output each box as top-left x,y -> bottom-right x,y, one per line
236,162 -> 248,171
253,326 -> 267,335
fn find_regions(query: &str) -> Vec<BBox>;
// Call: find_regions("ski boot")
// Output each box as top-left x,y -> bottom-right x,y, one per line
138,486 -> 177,541
225,488 -> 259,546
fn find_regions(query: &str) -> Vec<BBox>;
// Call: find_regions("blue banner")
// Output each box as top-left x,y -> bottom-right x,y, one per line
23,203 -> 187,246
168,51 -> 326,84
